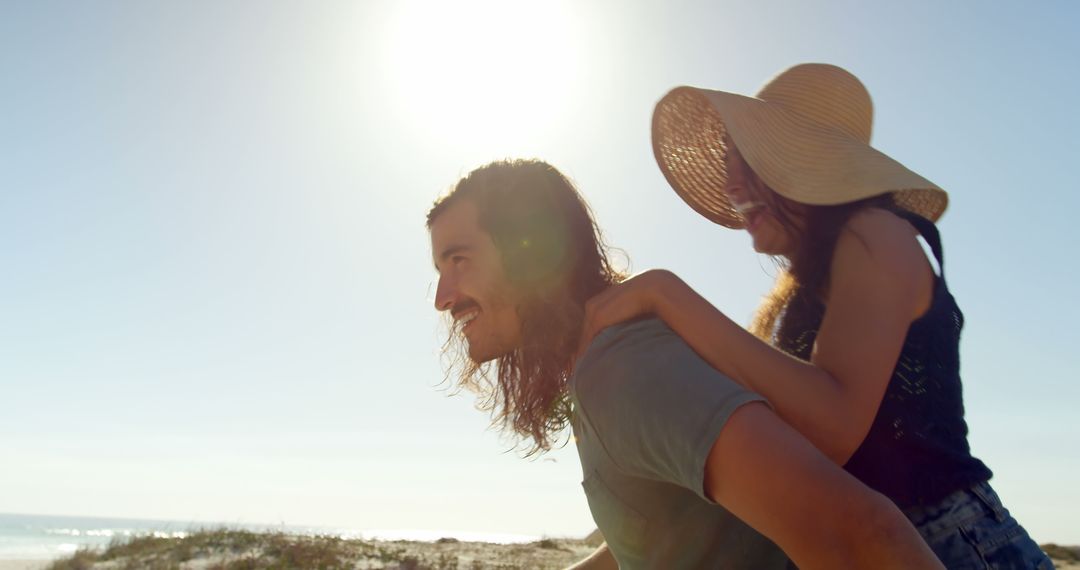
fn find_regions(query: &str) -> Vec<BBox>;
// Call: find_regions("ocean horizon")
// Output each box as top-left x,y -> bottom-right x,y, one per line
0,512 -> 545,561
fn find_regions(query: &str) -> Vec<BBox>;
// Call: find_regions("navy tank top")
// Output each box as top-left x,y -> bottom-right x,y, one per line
775,210 -> 992,508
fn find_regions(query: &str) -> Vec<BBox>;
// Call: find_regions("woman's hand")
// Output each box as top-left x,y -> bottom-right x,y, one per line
577,269 -> 679,358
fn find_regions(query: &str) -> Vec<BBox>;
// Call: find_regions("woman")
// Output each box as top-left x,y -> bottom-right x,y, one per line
578,64 -> 1051,569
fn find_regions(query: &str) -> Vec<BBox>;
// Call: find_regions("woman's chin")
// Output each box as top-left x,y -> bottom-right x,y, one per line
751,236 -> 789,256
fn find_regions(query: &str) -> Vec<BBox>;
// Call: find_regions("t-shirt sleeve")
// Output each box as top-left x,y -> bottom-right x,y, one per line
572,319 -> 767,502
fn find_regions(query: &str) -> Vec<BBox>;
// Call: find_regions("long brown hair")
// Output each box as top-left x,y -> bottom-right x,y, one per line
427,159 -> 625,454
749,188 -> 898,342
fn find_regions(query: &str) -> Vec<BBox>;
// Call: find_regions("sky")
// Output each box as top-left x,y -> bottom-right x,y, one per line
1,0 -> 1078,545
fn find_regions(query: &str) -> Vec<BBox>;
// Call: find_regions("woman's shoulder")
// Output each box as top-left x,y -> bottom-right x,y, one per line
834,207 -> 934,286
821,208 -> 936,318
846,207 -> 920,238
841,208 -> 924,256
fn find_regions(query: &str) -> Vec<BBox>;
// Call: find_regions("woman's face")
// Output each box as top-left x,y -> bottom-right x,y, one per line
723,142 -> 800,256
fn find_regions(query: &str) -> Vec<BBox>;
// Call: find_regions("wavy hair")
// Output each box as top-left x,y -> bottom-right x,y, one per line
427,159 -> 625,454
749,188 -> 899,342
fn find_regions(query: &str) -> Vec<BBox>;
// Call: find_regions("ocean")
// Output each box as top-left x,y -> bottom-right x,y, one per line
0,512 -> 200,561
0,513 -> 540,562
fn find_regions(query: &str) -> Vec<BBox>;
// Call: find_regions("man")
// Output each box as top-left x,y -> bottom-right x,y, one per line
428,159 -> 943,569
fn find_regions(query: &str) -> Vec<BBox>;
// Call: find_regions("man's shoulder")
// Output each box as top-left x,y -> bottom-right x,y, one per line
573,318 -> 677,378
570,318 -> 667,407
570,316 -> 760,415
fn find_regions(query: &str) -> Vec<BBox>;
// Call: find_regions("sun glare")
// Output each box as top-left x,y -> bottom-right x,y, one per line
383,0 -> 587,152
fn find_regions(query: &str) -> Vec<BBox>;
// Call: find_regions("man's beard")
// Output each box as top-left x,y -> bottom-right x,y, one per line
438,285 -> 517,395
438,289 -> 577,455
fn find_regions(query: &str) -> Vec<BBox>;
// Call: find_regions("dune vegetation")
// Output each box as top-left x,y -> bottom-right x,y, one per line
45,528 -> 596,570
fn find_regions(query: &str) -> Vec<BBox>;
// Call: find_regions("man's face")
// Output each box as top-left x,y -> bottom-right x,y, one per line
431,199 -> 523,363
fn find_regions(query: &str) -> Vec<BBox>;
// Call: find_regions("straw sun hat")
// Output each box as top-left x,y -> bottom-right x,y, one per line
651,63 -> 948,229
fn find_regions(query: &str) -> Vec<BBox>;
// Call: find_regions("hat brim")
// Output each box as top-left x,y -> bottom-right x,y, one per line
652,86 -> 948,228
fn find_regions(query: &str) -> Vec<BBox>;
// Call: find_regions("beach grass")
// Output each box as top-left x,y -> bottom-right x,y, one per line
43,528 -> 1078,570
44,528 -> 592,570
1043,543 -> 1080,563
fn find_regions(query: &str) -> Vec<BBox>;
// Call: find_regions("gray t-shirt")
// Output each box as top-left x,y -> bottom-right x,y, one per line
571,318 -> 789,569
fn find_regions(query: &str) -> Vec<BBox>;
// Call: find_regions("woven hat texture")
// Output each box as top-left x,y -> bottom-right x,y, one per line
652,63 -> 948,228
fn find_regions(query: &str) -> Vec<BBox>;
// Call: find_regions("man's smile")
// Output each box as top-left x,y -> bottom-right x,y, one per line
452,302 -> 481,332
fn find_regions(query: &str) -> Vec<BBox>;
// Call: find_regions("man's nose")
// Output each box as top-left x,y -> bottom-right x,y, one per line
434,275 -> 457,312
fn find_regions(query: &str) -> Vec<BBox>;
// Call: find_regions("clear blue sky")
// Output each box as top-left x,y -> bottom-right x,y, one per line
2,0 -> 1077,544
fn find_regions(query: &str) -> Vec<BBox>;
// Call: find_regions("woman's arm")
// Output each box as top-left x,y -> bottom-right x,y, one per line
704,401 -> 943,569
579,210 -> 933,464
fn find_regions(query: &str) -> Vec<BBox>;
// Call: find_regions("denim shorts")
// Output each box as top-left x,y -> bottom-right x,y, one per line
902,481 -> 1053,569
